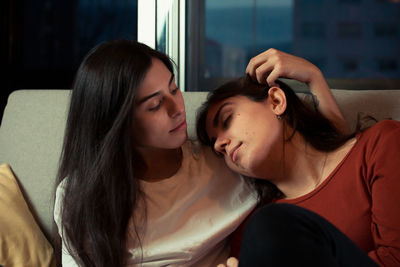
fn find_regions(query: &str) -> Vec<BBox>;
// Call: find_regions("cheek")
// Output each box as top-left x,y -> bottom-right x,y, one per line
177,93 -> 185,111
250,124 -> 283,174
133,114 -> 168,144
242,121 -> 282,176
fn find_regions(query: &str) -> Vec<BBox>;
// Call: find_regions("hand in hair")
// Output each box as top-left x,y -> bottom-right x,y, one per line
246,48 -> 349,134
246,48 -> 322,87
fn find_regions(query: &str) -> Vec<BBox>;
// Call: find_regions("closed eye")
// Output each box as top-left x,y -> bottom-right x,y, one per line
149,100 -> 162,111
222,114 -> 232,130
171,87 -> 180,95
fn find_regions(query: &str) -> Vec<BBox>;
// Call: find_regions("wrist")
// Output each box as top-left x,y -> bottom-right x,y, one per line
308,68 -> 326,90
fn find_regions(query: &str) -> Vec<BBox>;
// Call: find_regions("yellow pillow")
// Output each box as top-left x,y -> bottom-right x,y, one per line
0,163 -> 55,267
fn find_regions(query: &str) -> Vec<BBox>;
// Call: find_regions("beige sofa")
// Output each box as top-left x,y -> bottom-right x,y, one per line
0,88 -> 399,247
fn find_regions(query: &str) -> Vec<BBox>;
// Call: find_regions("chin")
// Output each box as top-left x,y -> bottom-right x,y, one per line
169,132 -> 188,148
238,156 -> 261,178
225,159 -> 248,177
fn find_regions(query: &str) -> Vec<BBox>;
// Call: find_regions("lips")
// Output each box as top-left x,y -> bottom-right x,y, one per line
229,142 -> 242,163
170,120 -> 187,133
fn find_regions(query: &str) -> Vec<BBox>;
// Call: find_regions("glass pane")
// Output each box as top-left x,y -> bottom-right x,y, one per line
294,0 -> 400,79
186,0 -> 400,91
205,0 -> 293,79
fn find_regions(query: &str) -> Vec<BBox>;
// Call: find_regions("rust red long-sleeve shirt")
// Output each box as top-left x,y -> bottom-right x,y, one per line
231,120 -> 400,266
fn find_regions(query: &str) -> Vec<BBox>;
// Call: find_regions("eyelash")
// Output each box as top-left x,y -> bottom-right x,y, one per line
171,87 -> 179,95
222,114 -> 232,129
149,102 -> 161,111
148,88 -> 180,111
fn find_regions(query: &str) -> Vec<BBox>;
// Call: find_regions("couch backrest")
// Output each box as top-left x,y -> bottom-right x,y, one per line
329,89 -> 400,131
0,89 -> 399,241
0,90 -> 70,239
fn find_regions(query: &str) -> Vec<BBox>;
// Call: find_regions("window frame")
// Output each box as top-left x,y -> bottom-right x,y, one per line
138,0 -> 186,91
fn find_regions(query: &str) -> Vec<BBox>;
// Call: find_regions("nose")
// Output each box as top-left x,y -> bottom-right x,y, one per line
167,96 -> 184,118
214,136 -> 230,156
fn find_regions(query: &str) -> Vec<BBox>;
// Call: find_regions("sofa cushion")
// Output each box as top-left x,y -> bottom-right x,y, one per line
0,163 -> 55,267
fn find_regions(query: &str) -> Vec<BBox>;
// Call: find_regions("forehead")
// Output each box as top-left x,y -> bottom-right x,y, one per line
205,95 -> 241,137
136,58 -> 173,97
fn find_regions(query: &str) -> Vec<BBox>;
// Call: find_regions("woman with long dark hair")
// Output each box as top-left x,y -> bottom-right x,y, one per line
54,42 -> 345,266
196,71 -> 400,266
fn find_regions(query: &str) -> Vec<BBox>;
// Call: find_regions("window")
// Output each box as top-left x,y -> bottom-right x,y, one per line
138,0 -> 400,91
374,23 -> 398,38
377,59 -> 398,71
340,58 -> 359,71
301,22 -> 325,39
337,22 -> 362,39
187,0 -> 294,91
339,0 -> 362,4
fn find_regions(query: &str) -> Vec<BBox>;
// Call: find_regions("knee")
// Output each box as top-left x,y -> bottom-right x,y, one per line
242,203 -> 314,244
239,204 -> 341,267
246,203 -> 304,229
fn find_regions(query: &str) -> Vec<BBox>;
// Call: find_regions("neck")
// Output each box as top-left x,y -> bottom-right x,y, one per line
134,147 -> 183,182
272,132 -> 329,199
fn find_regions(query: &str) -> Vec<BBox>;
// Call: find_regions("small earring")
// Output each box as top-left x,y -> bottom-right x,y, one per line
277,115 -> 282,120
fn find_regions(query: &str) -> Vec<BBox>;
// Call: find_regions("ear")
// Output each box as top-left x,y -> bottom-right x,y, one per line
267,87 -> 287,116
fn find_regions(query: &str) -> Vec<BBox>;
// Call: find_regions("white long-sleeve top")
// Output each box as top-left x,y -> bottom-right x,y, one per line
54,141 -> 257,266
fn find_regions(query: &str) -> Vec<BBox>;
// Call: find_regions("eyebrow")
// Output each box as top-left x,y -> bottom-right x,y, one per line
137,73 -> 175,105
212,102 -> 232,127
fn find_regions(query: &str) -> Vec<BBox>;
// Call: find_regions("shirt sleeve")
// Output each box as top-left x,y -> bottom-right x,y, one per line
367,121 -> 400,266
54,180 -> 80,267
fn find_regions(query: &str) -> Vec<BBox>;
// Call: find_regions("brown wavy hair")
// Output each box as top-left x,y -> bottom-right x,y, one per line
196,76 -> 354,205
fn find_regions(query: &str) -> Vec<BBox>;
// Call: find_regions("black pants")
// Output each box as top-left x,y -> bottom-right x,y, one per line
239,203 -> 378,267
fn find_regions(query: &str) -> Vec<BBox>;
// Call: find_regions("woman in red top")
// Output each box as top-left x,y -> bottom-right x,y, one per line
196,50 -> 400,267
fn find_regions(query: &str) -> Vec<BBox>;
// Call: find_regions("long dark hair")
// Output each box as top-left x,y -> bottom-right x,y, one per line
55,40 -> 173,266
196,76 -> 354,205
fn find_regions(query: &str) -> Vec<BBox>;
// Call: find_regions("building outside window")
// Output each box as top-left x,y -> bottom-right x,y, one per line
139,0 -> 400,92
